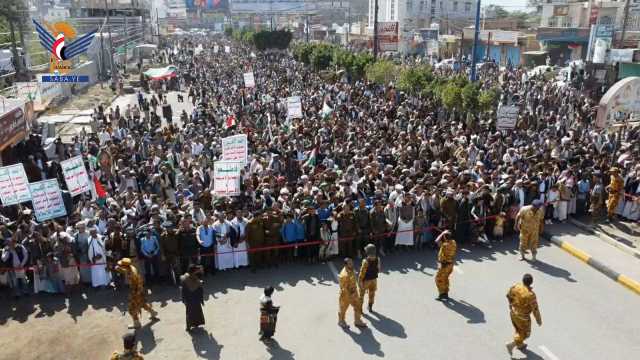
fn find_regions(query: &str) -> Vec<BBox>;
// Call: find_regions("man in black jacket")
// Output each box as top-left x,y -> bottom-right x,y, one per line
178,215 -> 199,275
301,204 -> 321,263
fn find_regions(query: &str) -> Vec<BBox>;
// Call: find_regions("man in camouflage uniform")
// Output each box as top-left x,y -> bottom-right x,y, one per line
506,274 -> 542,355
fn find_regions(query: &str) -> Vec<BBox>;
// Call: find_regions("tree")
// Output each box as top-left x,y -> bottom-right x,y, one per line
397,65 -> 433,95
292,43 -> 313,65
310,44 -> 334,71
486,5 -> 509,19
224,26 -> 233,37
478,87 -> 500,113
441,82 -> 463,111
365,60 -> 397,85
461,83 -> 479,113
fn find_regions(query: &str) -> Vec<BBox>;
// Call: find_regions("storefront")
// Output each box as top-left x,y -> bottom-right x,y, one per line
536,27 -> 590,65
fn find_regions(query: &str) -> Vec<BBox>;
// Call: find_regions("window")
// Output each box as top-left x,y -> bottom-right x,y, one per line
431,7 -> 436,15
408,0 -> 413,11
465,2 -> 471,12
453,1 -> 458,11
419,0 -> 425,11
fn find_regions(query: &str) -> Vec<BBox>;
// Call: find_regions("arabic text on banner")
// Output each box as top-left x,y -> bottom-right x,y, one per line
29,179 -> 67,222
213,161 -> 243,197
287,96 -> 303,119
243,72 -> 255,88
497,105 -> 519,130
0,163 -> 31,206
221,134 -> 248,165
60,156 -> 91,197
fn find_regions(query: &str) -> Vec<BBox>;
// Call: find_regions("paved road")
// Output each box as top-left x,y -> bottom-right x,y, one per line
1,229 -> 639,360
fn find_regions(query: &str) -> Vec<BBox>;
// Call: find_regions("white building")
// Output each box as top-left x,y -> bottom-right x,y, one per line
368,0 -> 476,53
44,5 -> 70,21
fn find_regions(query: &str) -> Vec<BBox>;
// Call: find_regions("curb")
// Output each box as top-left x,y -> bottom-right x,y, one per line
568,218 -> 640,261
542,231 -> 640,296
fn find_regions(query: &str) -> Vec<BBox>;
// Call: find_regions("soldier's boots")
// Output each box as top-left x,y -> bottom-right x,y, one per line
354,320 -> 368,328
506,342 -> 515,355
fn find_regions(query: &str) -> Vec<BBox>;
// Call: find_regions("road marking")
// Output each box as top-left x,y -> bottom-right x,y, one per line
539,345 -> 560,360
327,261 -> 339,281
454,265 -> 464,275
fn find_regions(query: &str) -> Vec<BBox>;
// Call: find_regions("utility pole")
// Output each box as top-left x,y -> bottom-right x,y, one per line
373,0 -> 379,59
485,31 -> 491,62
619,0 -> 631,48
458,30 -> 464,65
156,8 -> 160,41
105,0 -> 117,89
99,21 -> 105,88
305,15 -> 310,43
470,0 -> 481,82
346,6 -> 351,46
123,16 -> 128,74
7,18 -> 23,78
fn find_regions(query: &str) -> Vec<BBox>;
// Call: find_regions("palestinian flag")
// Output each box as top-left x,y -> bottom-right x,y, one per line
304,147 -> 318,168
225,114 -> 237,129
92,174 -> 107,206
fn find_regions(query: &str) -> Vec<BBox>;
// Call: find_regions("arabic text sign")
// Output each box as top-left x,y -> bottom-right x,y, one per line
287,96 -> 303,119
213,45 -> 219,53
0,163 -> 31,206
29,179 -> 67,222
497,105 -> 519,130
213,161 -> 243,197
224,46 -> 231,53
243,72 -> 255,88
61,156 -> 91,197
221,134 -> 248,165
377,22 -> 398,52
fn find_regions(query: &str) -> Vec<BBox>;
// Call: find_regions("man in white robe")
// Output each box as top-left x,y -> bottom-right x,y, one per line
87,228 -> 111,287
213,212 -> 235,270
231,210 -> 249,268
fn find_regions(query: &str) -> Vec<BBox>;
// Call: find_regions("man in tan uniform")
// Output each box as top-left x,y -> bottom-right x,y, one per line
506,274 -> 542,355
338,257 -> 367,328
434,230 -> 457,300
359,244 -> 381,312
515,199 -> 544,262
606,167 -> 624,220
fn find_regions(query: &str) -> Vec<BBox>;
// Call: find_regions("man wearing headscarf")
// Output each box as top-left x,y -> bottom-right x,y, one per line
359,243 -> 381,312
515,200 -> 545,262
114,257 -> 159,329
434,230 -> 456,300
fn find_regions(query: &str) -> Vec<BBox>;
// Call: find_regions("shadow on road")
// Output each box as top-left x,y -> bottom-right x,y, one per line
263,338 -> 295,360
529,259 -> 577,283
137,319 -> 161,354
363,311 -> 407,338
342,325 -> 384,357
511,347 -> 545,360
190,327 -> 223,359
442,298 -> 486,324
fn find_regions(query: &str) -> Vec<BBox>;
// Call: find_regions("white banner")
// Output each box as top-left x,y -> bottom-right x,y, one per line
243,72 -> 255,88
287,96 -> 303,119
0,163 -> 31,206
497,105 -> 519,130
213,45 -> 219,53
60,156 -> 91,197
29,179 -> 67,222
213,161 -> 243,197
224,46 -> 231,53
221,134 -> 249,165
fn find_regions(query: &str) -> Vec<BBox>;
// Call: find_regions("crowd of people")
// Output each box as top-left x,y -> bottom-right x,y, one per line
1,34 -> 639,302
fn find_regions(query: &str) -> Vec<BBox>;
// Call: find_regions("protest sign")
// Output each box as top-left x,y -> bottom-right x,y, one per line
213,161 -> 243,196
0,163 -> 31,205
221,134 -> 248,165
287,96 -> 303,119
60,156 -> 91,197
213,45 -> 219,53
243,72 -> 255,88
224,46 -> 231,53
497,105 -> 519,130
29,179 -> 67,222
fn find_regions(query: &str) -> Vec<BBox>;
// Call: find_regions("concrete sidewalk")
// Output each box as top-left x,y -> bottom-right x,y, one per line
568,216 -> 640,260
543,222 -> 640,295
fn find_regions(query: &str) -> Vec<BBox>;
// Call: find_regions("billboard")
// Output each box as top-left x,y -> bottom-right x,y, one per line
188,0 -> 228,10
377,22 -> 399,52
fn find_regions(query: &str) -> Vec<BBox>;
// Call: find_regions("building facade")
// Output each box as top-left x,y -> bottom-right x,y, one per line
368,0 -> 476,54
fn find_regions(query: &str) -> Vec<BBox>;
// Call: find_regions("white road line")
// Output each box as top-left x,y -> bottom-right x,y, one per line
454,265 -> 464,275
539,345 -> 560,360
327,261 -> 339,281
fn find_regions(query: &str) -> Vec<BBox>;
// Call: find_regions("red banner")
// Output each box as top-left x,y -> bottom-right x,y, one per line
0,105 -> 26,151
